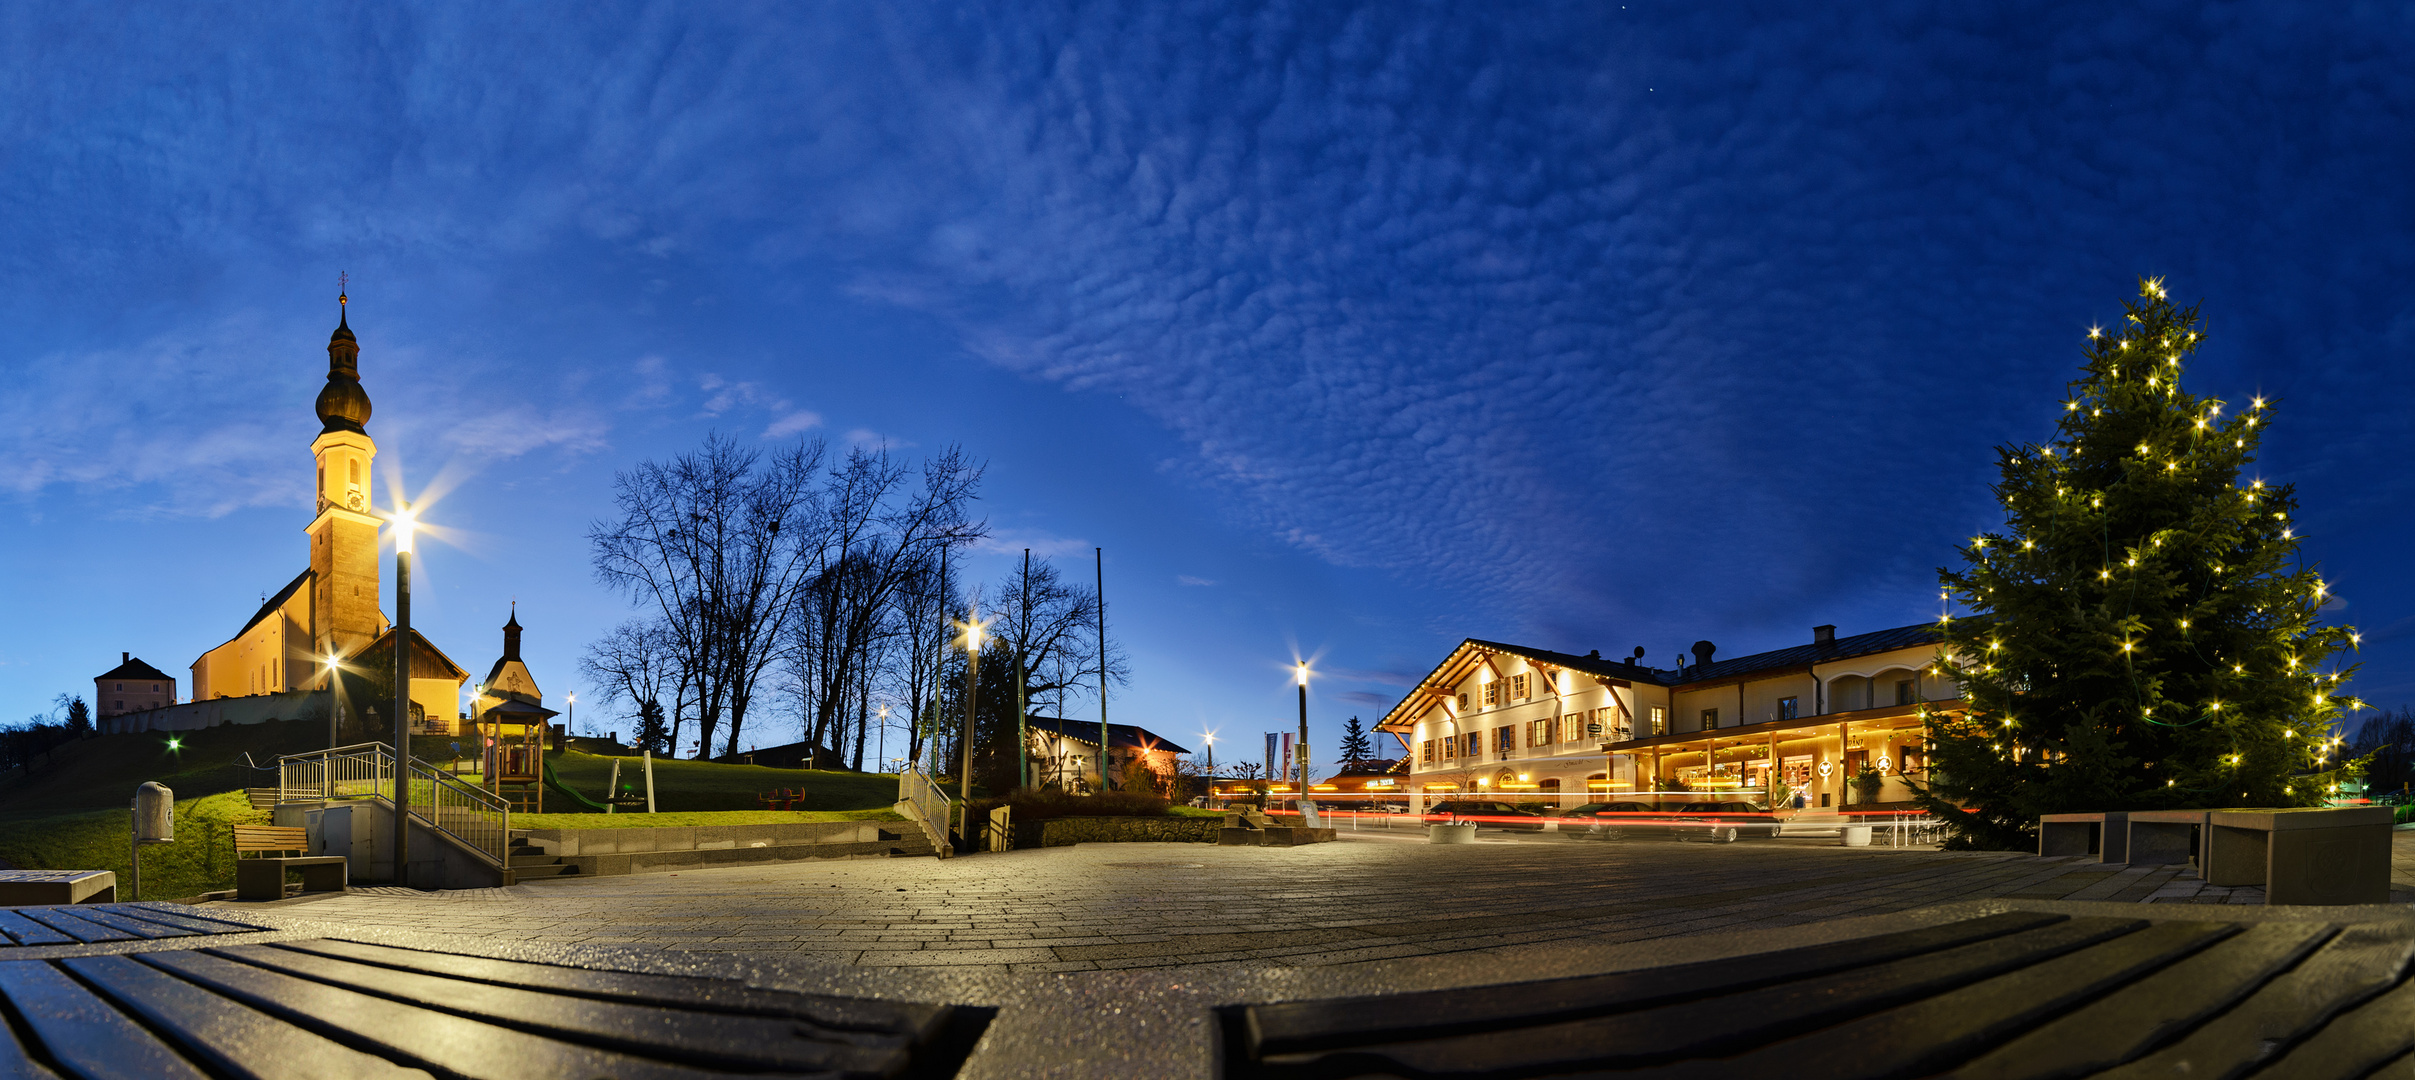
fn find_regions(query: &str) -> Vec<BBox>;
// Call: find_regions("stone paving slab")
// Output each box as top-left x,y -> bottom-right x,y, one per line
205,831 -> 2415,975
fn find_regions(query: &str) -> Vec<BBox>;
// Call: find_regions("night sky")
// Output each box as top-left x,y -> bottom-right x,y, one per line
5,4 -> 2412,767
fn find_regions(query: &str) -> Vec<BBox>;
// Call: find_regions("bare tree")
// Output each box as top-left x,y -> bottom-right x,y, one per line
579,617 -> 682,751
589,434 -> 825,758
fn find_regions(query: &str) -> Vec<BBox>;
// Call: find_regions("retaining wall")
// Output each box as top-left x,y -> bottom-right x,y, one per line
1020,816 -> 1221,848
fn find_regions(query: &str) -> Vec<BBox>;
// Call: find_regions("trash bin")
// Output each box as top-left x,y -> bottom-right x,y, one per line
1840,825 -> 1872,847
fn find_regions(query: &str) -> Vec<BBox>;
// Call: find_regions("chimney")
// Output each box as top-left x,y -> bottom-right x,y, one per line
1691,640 -> 1717,669
1813,625 -> 1836,645
122,651 -> 130,664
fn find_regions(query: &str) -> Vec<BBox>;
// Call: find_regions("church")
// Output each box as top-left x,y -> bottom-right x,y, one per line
100,296 -> 494,736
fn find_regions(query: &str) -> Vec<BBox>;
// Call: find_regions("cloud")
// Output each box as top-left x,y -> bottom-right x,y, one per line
1176,575 -> 1215,587
974,528 -> 1092,560
1334,691 -> 1398,708
1325,666 -> 1417,689
764,410 -> 824,438
842,427 -> 911,449
444,407 -> 611,458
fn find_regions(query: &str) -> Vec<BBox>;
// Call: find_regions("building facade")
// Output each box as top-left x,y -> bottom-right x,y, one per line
1024,716 -> 1190,794
94,654 -> 176,719
1376,623 -> 1962,811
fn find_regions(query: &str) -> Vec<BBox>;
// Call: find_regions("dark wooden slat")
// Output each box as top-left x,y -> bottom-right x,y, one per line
10,910 -> 134,944
1662,920 -> 2240,1080
45,908 -> 195,940
1949,922 -> 2332,1080
112,905 -> 270,935
2246,965 -> 2415,1080
136,950 -> 826,1080
1261,916 -> 2144,1077
0,981 -> 61,1080
2098,923 -> 2415,1080
212,943 -> 909,1075
1247,909 -> 2069,1056
276,938 -> 946,1038
0,913 -> 73,947
0,960 -> 212,1079
60,955 -> 430,1080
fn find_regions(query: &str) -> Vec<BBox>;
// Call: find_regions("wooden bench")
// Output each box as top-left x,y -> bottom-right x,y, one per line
233,825 -> 346,902
0,870 -> 116,907
2204,806 -> 2393,904
2123,809 -> 2209,866
2038,811 -> 2128,862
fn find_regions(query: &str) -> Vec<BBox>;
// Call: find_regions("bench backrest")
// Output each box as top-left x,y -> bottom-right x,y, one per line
234,825 -> 309,855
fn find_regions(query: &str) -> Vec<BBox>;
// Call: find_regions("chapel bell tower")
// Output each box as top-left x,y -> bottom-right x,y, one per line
306,292 -> 384,660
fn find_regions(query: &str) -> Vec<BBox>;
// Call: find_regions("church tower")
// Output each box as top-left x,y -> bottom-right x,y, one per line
306,293 -> 383,660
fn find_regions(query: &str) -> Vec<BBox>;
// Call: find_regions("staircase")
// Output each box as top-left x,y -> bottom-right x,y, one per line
508,835 -> 579,881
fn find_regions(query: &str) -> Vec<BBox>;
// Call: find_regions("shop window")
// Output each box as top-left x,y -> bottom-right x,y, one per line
1700,708 -> 1720,730
1777,696 -> 1798,721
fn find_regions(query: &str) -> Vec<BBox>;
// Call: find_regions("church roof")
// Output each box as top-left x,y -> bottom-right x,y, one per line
97,656 -> 173,682
232,569 -> 313,641
362,627 -> 471,682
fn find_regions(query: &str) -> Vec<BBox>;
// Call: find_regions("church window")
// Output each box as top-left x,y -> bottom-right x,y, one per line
348,460 -> 360,485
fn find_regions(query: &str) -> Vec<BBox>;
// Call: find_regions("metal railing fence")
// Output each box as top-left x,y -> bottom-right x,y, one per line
278,743 -> 510,868
897,767 -> 954,841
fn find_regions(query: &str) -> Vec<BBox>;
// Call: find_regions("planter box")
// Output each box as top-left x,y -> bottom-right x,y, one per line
1428,824 -> 1478,844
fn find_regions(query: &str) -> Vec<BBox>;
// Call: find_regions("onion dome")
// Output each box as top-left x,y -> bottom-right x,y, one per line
314,299 -> 372,434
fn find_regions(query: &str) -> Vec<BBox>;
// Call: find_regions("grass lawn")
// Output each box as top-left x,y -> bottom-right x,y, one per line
0,789 -> 267,901
512,808 -> 903,829
536,750 -> 899,813
0,719 -> 330,813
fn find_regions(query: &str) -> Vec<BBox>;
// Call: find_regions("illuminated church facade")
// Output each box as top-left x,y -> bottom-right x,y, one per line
178,299 -> 470,734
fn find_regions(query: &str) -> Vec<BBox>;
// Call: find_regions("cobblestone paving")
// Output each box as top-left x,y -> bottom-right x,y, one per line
251,831 -> 2415,974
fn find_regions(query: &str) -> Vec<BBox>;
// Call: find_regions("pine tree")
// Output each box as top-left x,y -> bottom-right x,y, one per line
1338,715 -> 1374,770
633,698 -> 671,754
1917,278 -> 2362,849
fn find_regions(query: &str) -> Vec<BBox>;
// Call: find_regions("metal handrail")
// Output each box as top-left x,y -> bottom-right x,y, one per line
896,767 -> 954,842
279,744 -> 510,868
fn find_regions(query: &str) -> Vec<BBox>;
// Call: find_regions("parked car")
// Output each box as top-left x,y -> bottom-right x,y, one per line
1557,801 -> 1780,842
1421,800 -> 1548,832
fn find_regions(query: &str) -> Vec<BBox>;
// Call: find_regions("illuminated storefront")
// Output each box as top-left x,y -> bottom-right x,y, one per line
1376,623 -> 1963,812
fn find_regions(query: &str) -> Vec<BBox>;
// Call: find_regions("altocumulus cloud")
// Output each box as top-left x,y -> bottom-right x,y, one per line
3,3 -> 2412,673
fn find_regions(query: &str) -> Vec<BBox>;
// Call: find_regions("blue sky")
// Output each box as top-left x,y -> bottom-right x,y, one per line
5,3 -> 2412,766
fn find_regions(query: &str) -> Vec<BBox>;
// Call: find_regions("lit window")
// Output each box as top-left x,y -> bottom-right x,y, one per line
1650,706 -> 1667,736
1510,674 -> 1528,700
1701,708 -> 1720,730
1483,682 -> 1500,707
1778,696 -> 1799,721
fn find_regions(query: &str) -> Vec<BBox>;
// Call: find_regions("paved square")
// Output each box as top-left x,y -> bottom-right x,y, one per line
244,830 -> 2415,975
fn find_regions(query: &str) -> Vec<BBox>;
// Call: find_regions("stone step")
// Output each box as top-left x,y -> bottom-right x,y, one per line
510,862 -> 581,879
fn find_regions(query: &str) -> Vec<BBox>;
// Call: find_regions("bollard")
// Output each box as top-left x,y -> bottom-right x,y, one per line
131,781 -> 175,901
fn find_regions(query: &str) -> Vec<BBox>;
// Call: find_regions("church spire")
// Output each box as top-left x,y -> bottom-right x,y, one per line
314,279 -> 371,434
502,603 -> 523,662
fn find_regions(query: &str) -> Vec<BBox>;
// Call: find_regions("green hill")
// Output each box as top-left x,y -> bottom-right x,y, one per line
0,724 -> 904,898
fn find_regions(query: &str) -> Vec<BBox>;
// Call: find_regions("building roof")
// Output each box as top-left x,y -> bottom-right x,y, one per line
231,569 -> 314,640
1380,621 -> 1948,732
480,696 -> 559,720
1025,716 -> 1191,755
96,656 -> 174,682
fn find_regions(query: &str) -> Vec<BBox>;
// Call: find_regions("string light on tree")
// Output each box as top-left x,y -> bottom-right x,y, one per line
1916,277 -> 2361,850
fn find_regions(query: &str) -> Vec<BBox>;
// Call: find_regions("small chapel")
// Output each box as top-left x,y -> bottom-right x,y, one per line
183,294 -> 470,734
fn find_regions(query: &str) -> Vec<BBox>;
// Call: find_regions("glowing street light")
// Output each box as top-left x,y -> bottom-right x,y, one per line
1293,660 -> 1312,817
384,497 -> 420,886
956,610 -> 987,843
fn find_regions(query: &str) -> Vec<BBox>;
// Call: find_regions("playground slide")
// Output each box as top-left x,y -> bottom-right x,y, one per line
541,757 -> 615,813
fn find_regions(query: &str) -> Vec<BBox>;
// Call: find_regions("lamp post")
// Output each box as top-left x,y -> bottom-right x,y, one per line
1201,731 -> 1216,803
389,499 -> 416,888
958,612 -> 984,845
1295,661 -> 1311,815
322,651 -> 342,750
566,692 -> 576,738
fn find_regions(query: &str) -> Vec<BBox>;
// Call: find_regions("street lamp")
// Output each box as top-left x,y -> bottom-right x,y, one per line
322,650 -> 344,749
388,499 -> 418,888
1294,661 -> 1311,817
957,612 -> 986,845
566,692 -> 577,738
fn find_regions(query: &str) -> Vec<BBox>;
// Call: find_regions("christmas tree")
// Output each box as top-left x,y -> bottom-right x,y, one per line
1915,278 -> 2362,849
